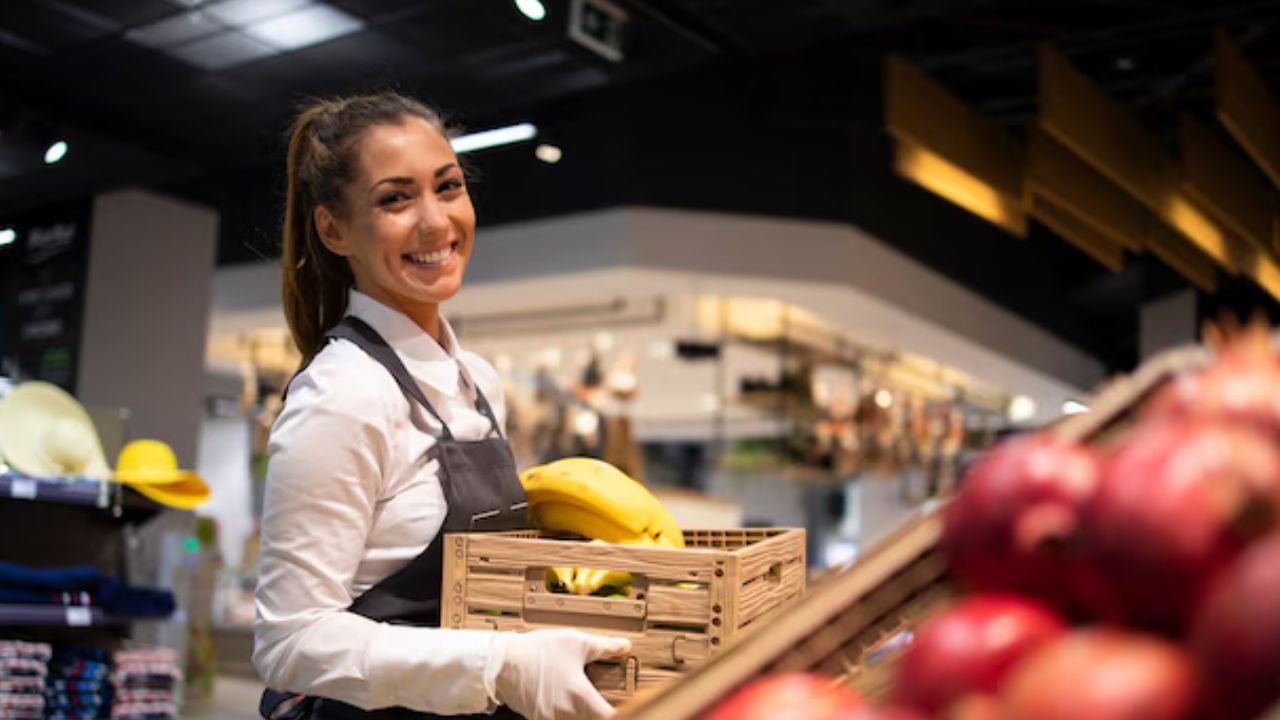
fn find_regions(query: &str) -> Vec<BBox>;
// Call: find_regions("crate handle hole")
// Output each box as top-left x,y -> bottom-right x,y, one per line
767,562 -> 783,583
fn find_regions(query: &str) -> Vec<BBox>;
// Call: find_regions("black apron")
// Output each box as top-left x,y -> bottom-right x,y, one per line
261,317 -> 529,720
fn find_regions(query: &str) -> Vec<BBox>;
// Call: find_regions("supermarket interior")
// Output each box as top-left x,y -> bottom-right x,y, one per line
1,1 -> 1280,718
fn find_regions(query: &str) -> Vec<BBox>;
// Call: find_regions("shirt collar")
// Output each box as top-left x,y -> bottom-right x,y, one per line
346,289 -> 464,397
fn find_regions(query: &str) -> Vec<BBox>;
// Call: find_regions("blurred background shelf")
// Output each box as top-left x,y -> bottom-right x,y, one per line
0,603 -> 117,627
0,471 -> 164,523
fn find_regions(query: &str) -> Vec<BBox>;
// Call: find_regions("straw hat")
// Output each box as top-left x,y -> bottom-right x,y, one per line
0,381 -> 110,478
112,439 -> 210,510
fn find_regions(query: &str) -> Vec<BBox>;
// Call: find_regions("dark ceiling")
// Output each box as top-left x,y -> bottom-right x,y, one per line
2,0 -> 1279,374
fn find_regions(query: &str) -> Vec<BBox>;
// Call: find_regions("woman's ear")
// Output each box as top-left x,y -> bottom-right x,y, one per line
314,205 -> 350,257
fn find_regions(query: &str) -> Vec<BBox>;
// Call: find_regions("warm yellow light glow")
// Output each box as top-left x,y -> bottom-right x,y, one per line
694,296 -> 830,341
1008,395 -> 1037,423
874,389 -> 894,409
1248,251 -> 1280,302
894,141 -> 1026,235
1164,194 -> 1234,269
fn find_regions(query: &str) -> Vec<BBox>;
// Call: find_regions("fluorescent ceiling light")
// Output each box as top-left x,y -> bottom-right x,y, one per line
514,0 -> 547,21
451,123 -> 538,153
243,3 -> 363,50
202,0 -> 310,27
44,141 -> 68,165
0,228 -> 16,247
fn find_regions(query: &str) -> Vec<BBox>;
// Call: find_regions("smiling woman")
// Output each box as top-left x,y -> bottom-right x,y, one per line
255,93 -> 629,720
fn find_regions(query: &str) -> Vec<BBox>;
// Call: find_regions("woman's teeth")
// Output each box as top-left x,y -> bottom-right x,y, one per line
406,245 -> 454,266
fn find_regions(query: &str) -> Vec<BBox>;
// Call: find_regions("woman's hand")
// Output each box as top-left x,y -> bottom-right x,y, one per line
493,629 -> 632,720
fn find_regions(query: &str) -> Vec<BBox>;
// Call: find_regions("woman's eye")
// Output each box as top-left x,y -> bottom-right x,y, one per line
436,178 -> 464,194
378,191 -> 410,206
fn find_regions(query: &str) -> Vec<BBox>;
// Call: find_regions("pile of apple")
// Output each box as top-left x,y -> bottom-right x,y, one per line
703,325 -> 1280,720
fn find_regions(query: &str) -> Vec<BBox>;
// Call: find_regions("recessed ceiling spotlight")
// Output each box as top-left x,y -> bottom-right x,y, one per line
514,0 -> 547,21
43,140 -> 68,165
535,143 -> 562,164
0,228 -> 16,247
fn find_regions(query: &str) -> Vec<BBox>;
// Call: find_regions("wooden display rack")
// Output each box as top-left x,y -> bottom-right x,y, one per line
441,528 -> 806,704
616,342 -> 1216,719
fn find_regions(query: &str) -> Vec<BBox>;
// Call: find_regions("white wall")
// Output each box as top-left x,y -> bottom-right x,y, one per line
79,189 -> 218,465
211,207 -> 1105,428
469,208 -> 1105,393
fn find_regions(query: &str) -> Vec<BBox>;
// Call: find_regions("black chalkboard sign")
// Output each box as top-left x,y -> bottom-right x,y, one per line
0,199 -> 92,393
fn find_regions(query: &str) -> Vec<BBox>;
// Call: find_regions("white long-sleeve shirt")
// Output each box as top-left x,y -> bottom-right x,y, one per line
253,290 -> 510,714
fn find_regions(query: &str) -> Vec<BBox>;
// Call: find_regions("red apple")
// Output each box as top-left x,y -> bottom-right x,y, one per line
891,594 -> 1066,715
703,672 -> 861,720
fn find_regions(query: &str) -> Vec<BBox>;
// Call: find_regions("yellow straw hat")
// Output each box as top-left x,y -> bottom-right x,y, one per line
0,381 -> 110,478
111,439 -> 210,510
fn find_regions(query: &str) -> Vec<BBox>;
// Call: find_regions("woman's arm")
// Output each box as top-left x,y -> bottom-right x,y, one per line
252,356 -> 502,714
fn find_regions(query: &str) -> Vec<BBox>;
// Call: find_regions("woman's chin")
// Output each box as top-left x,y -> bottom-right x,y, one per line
399,279 -> 462,306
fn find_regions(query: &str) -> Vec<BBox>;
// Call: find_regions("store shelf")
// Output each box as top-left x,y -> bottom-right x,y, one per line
0,604 -> 117,627
0,603 -> 173,628
0,471 -> 164,522
0,472 -> 108,507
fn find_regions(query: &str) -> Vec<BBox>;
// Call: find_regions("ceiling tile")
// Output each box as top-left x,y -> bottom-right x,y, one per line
125,10 -> 223,48
58,0 -> 177,27
167,30 -> 278,70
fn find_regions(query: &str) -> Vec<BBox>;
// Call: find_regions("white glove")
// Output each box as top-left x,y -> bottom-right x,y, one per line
490,629 -> 631,720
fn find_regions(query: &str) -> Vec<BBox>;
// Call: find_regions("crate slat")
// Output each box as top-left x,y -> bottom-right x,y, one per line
465,535 -> 719,582
738,560 -> 804,626
737,532 -> 806,581
647,584 -> 711,624
465,573 -> 525,613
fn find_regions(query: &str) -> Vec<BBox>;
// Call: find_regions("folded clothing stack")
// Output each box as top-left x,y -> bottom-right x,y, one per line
44,647 -> 111,720
110,649 -> 179,720
0,563 -> 173,618
0,641 -> 50,720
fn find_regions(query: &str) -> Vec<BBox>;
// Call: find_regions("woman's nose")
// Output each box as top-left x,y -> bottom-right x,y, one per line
419,196 -> 450,234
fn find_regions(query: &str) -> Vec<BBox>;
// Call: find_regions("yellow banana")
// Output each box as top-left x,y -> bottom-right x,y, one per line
545,566 -> 577,594
576,568 -> 633,596
530,500 -> 653,545
520,457 -> 685,547
569,542 -> 635,595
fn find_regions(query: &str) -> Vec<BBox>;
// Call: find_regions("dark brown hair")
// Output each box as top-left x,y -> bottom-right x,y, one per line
281,93 -> 446,360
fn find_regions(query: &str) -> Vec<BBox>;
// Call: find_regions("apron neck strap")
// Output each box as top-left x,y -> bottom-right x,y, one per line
326,316 -> 456,441
471,382 -> 504,439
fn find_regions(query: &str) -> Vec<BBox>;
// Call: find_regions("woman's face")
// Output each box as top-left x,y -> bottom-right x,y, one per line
316,115 -> 475,320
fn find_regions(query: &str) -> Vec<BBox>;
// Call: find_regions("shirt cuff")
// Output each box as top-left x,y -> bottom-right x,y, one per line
366,625 -> 500,715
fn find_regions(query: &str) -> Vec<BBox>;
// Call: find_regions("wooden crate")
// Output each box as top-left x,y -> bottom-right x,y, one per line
441,527 -> 806,704
616,342 -> 1220,719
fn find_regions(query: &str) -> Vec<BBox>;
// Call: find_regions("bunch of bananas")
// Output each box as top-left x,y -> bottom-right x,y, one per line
520,457 -> 685,596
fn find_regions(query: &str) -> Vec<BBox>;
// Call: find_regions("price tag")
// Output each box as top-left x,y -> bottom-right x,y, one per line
65,607 -> 92,627
10,479 -> 37,500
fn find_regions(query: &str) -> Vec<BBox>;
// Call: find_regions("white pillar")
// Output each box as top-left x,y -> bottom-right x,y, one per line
78,189 -> 218,466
